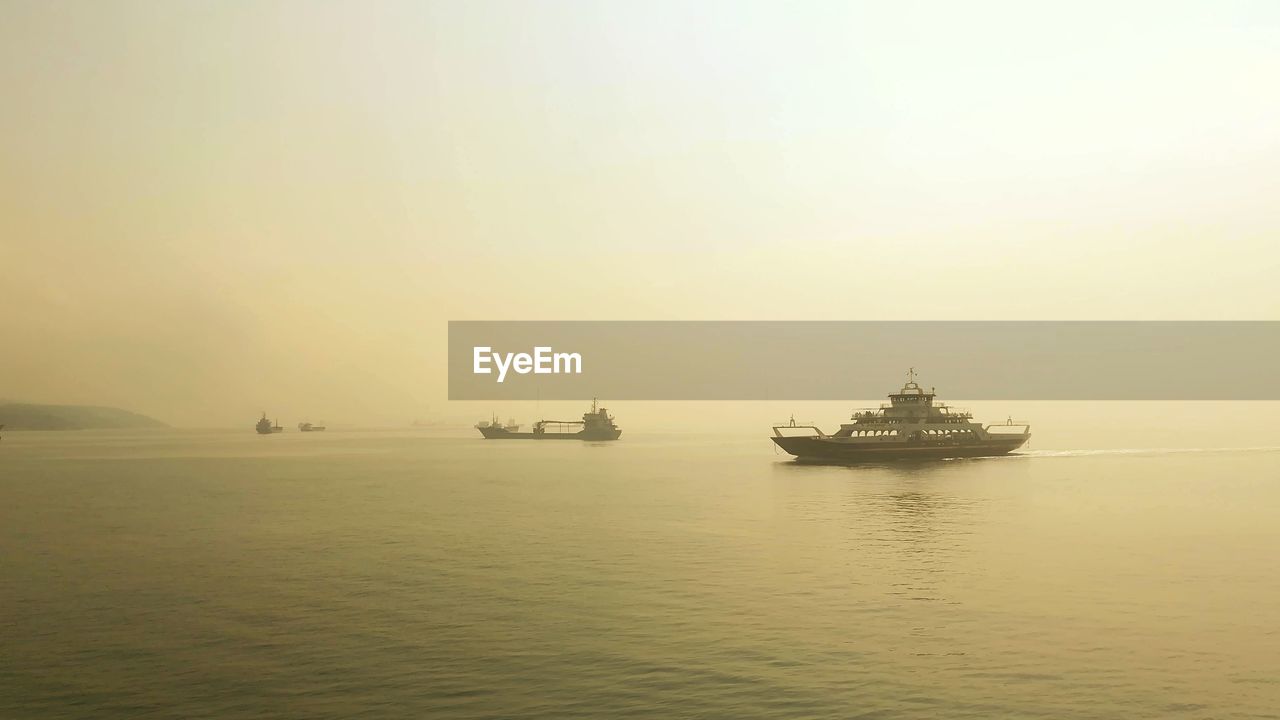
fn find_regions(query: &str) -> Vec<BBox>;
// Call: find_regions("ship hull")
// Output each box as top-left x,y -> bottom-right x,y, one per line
478,427 -> 621,441
772,435 -> 1028,463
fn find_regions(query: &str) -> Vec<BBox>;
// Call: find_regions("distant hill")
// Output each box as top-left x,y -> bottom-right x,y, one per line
0,404 -> 167,430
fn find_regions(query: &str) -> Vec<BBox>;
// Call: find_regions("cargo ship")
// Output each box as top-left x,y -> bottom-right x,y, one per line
476,399 -> 621,441
771,370 -> 1029,462
255,413 -> 284,434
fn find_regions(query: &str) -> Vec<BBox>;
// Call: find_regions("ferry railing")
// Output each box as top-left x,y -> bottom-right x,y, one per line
856,406 -> 973,418
771,422 -> 826,438
985,420 -> 1031,434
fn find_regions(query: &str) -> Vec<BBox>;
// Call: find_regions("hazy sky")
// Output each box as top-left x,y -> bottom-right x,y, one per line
2,1 -> 1278,426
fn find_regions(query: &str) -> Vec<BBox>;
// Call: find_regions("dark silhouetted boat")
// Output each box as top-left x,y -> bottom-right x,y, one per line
256,413 -> 283,434
298,422 -> 326,432
771,369 -> 1029,462
477,399 -> 621,441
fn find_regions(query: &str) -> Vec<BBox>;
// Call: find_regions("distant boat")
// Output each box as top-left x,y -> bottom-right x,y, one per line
298,422 -> 326,432
476,400 -> 621,441
255,413 -> 284,434
474,415 -> 521,434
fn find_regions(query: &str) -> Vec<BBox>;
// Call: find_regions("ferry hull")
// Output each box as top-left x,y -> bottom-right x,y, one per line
772,435 -> 1028,462
478,427 -> 621,441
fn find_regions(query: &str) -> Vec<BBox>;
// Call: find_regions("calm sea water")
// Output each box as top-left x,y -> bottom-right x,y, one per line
2,427 -> 1278,719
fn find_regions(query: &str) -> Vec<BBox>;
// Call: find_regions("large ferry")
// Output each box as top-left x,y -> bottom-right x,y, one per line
476,399 -> 621,441
771,370 -> 1029,462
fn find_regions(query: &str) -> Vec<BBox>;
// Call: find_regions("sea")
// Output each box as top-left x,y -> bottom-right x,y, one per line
2,415 -> 1278,719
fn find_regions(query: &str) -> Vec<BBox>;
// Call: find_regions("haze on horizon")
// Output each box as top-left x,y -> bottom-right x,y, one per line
2,0 -> 1278,427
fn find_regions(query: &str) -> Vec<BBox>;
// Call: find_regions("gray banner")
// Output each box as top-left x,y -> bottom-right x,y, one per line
448,321 -> 1280,400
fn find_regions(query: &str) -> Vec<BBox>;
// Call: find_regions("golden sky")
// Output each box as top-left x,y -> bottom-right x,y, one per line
2,1 -> 1278,425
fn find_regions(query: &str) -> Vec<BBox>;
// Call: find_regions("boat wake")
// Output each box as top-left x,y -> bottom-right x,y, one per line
1006,446 -> 1280,459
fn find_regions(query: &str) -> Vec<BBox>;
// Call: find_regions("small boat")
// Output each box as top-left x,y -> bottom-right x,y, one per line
771,369 -> 1029,462
474,415 -> 521,435
298,422 -> 327,432
255,413 -> 284,434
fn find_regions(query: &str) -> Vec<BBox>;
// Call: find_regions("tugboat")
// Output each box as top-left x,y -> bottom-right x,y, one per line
476,399 -> 621,441
771,369 -> 1029,462
255,413 -> 284,434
